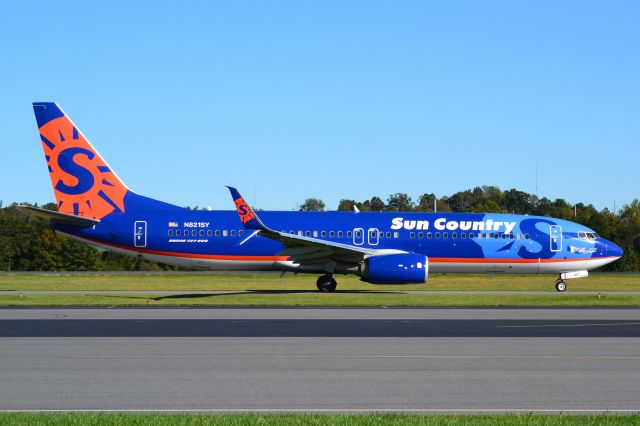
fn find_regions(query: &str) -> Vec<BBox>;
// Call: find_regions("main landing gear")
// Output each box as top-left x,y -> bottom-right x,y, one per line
316,274 -> 337,293
555,278 -> 567,292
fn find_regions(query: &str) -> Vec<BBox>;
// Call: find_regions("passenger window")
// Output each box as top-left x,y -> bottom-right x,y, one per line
168,230 -> 173,236
347,231 -> 352,238
443,232 -> 448,239
176,230 -> 181,236
469,233 -> 474,239
378,232 -> 384,238
355,230 -> 361,238
452,232 -> 457,239
215,230 -> 220,236
517,233 -> 521,239
321,231 -> 326,237
239,230 -> 244,236
313,231 -> 318,237
493,233 -> 498,239
418,232 -> 423,238
207,230 -> 212,236
298,230 -> 303,236
305,231 -> 311,237
410,232 -> 415,238
461,233 -> 466,239
200,230 -> 205,236
525,233 -> 530,239
231,230 -> 236,236
192,230 -> 197,236
330,231 -> 335,237
509,233 -> 514,239
435,232 -> 441,239
290,230 -> 294,234
393,232 -> 399,238
501,233 -> 506,239
386,232 -> 391,238
223,230 -> 228,237
427,232 -> 432,239
338,231 -> 343,238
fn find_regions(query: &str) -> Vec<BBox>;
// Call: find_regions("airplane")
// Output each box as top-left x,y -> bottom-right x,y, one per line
23,102 -> 623,292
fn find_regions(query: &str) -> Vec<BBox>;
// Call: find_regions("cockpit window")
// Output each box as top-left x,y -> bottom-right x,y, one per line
579,231 -> 597,241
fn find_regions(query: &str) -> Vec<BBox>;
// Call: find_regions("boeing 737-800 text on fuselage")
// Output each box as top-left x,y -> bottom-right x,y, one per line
23,103 -> 623,292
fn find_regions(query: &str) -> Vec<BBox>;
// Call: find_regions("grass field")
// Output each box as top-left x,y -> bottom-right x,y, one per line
1,292 -> 639,307
1,272 -> 639,292
1,273 -> 639,307
2,413 -> 640,426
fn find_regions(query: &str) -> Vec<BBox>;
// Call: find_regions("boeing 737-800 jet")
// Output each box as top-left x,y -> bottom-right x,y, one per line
23,102 -> 623,292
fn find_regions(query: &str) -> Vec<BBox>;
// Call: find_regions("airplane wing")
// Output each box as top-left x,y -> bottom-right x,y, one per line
226,187 -> 384,270
19,205 -> 100,228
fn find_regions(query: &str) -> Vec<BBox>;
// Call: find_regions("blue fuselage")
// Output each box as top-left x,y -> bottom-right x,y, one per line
56,197 -> 623,277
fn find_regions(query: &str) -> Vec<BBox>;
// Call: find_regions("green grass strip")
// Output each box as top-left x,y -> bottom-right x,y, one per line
0,273 -> 639,292
1,413 -> 640,426
1,293 -> 639,307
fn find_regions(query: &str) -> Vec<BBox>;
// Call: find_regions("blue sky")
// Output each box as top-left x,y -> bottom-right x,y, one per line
1,1 -> 638,211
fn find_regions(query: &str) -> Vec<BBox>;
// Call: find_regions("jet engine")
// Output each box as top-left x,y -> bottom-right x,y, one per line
360,253 -> 428,284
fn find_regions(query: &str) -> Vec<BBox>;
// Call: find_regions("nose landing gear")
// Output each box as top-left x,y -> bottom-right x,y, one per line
316,274 -> 337,292
555,279 -> 566,292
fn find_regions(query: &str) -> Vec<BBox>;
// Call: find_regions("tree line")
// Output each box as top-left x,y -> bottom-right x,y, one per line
302,186 -> 639,272
1,185 -> 638,271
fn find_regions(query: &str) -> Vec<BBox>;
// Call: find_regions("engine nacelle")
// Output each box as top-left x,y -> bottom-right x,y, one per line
361,253 -> 429,284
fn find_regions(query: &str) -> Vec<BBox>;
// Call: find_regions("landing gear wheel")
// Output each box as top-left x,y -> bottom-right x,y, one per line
555,280 -> 566,292
316,274 -> 337,293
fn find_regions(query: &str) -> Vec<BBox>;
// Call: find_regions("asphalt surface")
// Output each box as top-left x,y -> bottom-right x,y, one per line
1,307 -> 640,412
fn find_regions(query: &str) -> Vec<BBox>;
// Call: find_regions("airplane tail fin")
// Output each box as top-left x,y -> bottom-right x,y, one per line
32,102 -> 129,220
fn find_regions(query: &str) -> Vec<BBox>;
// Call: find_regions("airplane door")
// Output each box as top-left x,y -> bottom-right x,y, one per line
134,221 -> 147,247
368,228 -> 379,246
550,225 -> 562,252
353,228 -> 364,246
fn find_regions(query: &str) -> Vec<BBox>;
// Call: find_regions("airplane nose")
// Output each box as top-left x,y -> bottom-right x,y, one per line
606,241 -> 624,258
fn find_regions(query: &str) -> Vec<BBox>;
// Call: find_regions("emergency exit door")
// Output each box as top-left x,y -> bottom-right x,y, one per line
550,225 -> 562,252
134,221 -> 147,247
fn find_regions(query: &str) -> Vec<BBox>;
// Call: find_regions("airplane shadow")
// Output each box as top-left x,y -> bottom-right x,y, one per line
151,289 -> 401,301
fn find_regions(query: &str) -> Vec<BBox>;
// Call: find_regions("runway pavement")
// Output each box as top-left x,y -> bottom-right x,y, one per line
1,307 -> 640,412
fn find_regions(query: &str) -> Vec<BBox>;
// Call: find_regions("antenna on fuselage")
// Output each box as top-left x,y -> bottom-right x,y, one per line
434,198 -> 437,213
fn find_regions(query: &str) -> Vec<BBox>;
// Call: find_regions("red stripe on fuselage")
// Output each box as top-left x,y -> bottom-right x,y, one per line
77,235 -> 615,264
80,236 -> 289,261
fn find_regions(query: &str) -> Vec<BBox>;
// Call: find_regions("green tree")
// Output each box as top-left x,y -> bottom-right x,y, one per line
33,228 -> 64,271
369,196 -> 385,212
387,193 -> 413,212
416,193 -> 436,212
337,199 -> 358,211
299,198 -> 325,211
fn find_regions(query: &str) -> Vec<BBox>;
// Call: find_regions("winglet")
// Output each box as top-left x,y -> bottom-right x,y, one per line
226,186 -> 268,230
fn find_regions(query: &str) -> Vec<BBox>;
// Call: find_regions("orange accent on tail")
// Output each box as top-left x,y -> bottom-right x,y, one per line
39,117 -> 127,219
234,197 -> 255,224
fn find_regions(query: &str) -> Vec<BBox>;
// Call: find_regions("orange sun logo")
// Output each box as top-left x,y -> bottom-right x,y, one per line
234,197 -> 255,224
39,117 -> 127,219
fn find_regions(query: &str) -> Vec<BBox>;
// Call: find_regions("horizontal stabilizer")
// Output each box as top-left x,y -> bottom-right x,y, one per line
19,206 -> 100,228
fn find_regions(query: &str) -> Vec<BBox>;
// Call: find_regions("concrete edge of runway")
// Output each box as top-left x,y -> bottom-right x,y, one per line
1,408 -> 640,414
